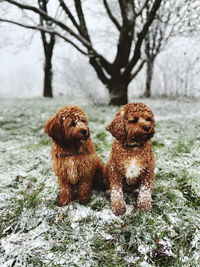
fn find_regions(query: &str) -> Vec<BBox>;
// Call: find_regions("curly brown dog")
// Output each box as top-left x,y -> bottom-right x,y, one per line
45,105 -> 104,206
105,103 -> 155,216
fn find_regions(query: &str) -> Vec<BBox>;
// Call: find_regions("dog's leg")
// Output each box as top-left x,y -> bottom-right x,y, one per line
78,179 -> 92,204
92,159 -> 106,190
110,180 -> 126,216
57,177 -> 73,206
137,171 -> 154,212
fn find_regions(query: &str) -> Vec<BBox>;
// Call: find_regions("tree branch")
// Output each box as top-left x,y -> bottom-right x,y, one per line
118,0 -> 127,23
38,0 -> 48,55
129,59 -> 146,82
0,18 -> 88,55
103,0 -> 121,31
4,0 -> 113,73
5,0 -> 92,49
136,0 -> 150,17
74,0 -> 91,42
124,0 -> 162,77
89,57 -> 110,84
58,0 -> 79,30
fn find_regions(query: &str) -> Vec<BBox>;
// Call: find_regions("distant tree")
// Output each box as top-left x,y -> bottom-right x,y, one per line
143,0 -> 200,97
158,40 -> 200,97
180,0 -> 200,35
143,0 -> 183,97
0,0 -> 56,97
1,0 -> 163,105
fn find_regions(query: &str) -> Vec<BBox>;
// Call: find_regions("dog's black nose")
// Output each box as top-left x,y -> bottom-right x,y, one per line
143,126 -> 150,132
80,129 -> 87,136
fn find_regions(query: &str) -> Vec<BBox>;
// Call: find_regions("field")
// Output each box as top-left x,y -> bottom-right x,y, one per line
0,96 -> 200,266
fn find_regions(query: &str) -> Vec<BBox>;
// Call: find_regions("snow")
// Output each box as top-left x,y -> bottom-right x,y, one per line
0,96 -> 200,266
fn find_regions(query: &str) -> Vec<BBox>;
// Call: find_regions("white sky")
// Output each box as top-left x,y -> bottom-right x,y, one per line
0,24 -> 44,97
0,50 -> 36,74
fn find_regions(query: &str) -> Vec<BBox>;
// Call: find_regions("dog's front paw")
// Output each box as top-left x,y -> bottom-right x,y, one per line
78,195 -> 91,204
111,203 -> 126,216
110,186 -> 126,215
137,189 -> 152,212
57,193 -> 73,206
137,199 -> 152,212
78,186 -> 92,204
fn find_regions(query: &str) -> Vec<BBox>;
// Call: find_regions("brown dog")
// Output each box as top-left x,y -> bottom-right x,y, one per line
45,105 -> 104,206
105,103 -> 155,216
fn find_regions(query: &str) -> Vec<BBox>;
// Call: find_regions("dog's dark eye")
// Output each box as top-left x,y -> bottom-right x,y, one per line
71,121 -> 76,126
130,117 -> 138,123
146,117 -> 151,122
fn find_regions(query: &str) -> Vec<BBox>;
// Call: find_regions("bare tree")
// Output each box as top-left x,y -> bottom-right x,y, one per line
0,0 -> 56,97
143,0 -> 183,97
179,0 -> 200,35
143,0 -> 200,97
0,0 -> 163,104
159,40 -> 200,97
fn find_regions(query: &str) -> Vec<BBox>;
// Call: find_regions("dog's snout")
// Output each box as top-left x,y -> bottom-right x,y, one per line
143,126 -> 150,132
80,129 -> 87,136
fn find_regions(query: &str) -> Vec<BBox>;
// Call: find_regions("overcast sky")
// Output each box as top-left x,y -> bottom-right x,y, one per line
0,23 -> 44,97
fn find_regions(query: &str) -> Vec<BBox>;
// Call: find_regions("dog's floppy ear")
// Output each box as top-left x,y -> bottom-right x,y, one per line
45,113 -> 66,147
106,107 -> 126,141
149,115 -> 155,138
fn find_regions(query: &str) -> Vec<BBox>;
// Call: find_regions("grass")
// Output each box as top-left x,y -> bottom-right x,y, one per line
0,96 -> 200,266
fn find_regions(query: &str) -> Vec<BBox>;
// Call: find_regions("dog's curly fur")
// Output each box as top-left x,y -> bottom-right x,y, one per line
105,103 -> 155,216
45,105 -> 104,206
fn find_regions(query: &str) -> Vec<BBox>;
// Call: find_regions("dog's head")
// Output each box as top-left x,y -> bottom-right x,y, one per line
45,105 -> 90,147
106,103 -> 155,146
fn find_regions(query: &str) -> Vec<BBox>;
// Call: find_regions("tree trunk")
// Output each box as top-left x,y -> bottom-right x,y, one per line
42,34 -> 55,98
43,56 -> 53,97
144,58 -> 154,98
108,79 -> 128,106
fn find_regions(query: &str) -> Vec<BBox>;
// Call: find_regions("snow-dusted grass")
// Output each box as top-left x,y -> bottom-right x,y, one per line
0,96 -> 200,266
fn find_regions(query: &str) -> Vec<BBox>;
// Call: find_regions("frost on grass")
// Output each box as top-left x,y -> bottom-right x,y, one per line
0,97 -> 200,266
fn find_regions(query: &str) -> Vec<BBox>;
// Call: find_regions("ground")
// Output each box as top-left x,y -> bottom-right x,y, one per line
0,96 -> 200,267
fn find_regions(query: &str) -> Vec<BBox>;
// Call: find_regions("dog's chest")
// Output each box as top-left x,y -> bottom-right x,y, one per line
125,158 -> 142,185
66,158 -> 78,185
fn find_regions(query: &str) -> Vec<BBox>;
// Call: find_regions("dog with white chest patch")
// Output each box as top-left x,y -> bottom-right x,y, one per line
105,103 -> 155,216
